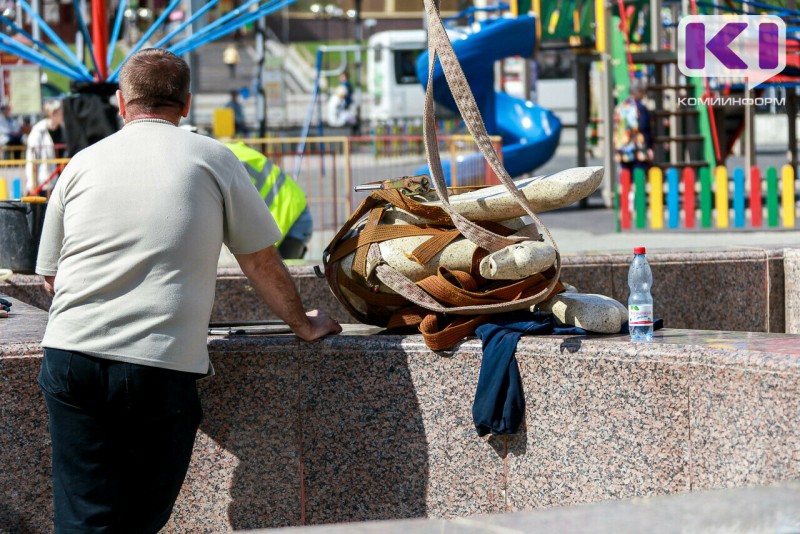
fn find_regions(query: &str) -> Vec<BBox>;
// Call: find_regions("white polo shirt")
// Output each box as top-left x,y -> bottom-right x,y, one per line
36,119 -> 281,374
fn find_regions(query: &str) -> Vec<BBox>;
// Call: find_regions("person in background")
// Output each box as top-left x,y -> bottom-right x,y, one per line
338,72 -> 353,110
0,102 -> 31,150
225,141 -> 313,259
613,77 -> 654,175
225,89 -> 248,137
25,99 -> 65,195
223,43 -> 240,78
35,48 -> 341,533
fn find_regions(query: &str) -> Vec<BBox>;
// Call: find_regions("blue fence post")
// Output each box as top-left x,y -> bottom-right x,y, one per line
733,167 -> 745,228
11,177 -> 21,199
666,167 -> 680,229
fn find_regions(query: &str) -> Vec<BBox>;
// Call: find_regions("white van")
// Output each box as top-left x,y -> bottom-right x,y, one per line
367,30 -> 427,123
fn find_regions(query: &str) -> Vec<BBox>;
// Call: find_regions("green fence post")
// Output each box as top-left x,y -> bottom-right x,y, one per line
634,166 -> 647,229
767,166 -> 779,227
699,166 -> 712,228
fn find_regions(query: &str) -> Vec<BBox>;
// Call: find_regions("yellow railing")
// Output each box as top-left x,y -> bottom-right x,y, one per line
0,158 -> 70,198
2,135 -> 503,261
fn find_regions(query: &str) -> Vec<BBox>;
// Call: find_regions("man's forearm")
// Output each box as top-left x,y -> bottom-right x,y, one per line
234,246 -> 313,337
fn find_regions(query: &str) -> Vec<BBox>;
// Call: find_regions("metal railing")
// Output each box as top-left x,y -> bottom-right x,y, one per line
0,157 -> 70,198
240,134 -> 503,259
0,135 -> 503,261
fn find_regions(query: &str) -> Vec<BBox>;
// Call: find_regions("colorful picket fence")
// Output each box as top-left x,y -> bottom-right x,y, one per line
618,165 -> 798,230
0,169 -> 25,200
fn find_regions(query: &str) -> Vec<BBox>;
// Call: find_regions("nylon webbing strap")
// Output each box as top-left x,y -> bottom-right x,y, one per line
353,206 -> 385,282
321,2 -> 569,345
416,0 -> 561,310
423,0 -> 558,235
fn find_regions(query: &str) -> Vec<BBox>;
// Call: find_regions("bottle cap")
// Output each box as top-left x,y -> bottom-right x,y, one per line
634,246 -> 646,255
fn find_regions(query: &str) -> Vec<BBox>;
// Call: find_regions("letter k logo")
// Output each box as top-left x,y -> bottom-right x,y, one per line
685,22 -> 748,69
679,15 -> 787,89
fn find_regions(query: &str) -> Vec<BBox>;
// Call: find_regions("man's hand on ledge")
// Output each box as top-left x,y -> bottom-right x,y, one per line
235,245 -> 342,341
295,309 -> 343,341
43,276 -> 55,296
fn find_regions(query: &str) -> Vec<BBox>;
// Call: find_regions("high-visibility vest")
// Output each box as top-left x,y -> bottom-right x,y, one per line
224,142 -> 307,242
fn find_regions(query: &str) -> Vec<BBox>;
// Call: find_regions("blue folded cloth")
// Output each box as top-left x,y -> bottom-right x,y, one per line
473,311 -> 662,436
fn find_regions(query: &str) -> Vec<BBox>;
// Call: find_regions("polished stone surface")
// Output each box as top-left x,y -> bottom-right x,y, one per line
3,294 -> 800,532
0,296 -> 51,534
1,247 -> 794,334
785,248 -> 800,334
251,481 -> 800,533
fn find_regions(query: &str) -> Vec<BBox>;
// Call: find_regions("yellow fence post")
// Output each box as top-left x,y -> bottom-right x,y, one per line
715,166 -> 729,228
212,108 -> 235,139
782,164 -> 796,228
649,166 -> 664,229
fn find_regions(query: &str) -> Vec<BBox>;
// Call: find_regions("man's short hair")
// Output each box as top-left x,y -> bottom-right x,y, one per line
43,99 -> 62,117
119,48 -> 190,114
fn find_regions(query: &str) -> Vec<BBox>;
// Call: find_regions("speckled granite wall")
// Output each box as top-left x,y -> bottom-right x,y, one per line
172,329 -> 800,531
4,292 -> 799,533
210,266 -> 353,324
2,248 -> 793,333
0,297 -> 54,533
563,248 -> 786,333
785,249 -> 800,334
248,483 -> 800,534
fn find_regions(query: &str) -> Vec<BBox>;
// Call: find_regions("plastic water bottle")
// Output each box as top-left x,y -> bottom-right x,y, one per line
628,247 -> 653,342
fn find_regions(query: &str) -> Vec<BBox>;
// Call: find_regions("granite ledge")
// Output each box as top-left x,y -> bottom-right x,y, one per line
205,328 -> 800,375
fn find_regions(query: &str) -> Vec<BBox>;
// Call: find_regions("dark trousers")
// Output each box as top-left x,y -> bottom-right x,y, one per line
38,348 -> 203,533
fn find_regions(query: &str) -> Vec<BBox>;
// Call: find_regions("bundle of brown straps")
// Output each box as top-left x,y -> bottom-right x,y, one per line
323,0 -> 564,350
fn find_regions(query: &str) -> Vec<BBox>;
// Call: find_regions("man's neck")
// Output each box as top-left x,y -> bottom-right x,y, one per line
124,113 -> 181,126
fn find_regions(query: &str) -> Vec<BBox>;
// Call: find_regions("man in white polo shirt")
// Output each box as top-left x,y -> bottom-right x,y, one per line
35,48 -> 341,533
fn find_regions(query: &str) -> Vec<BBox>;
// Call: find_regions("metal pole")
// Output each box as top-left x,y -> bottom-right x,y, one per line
187,0 -> 205,125
576,57 -> 588,168
353,0 -> 363,134
743,0 -> 755,171
788,88 -> 798,174
91,0 -> 109,79
31,0 -> 40,42
600,0 -> 615,208
256,15 -> 267,137
76,0 -> 87,65
649,0 -> 660,51
789,1 -> 798,174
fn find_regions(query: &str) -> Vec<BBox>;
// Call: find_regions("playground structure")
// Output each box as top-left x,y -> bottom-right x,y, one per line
414,14 -> 563,180
0,0 -> 299,85
0,0 -> 798,231
527,0 -> 800,223
0,0 -> 302,169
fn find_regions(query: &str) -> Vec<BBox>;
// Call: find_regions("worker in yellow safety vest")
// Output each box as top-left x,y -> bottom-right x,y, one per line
225,142 -> 313,259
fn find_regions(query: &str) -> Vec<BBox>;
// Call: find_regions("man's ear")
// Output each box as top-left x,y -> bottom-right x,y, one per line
116,89 -> 126,120
181,94 -> 192,118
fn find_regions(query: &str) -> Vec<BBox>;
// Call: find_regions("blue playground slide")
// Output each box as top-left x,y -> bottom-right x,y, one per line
416,15 -> 561,181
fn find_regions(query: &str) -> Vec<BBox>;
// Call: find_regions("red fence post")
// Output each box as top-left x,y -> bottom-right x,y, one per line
620,168 -> 631,230
750,166 -> 762,227
682,167 -> 696,228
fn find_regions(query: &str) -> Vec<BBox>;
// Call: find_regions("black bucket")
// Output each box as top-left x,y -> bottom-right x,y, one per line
0,201 -> 47,274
